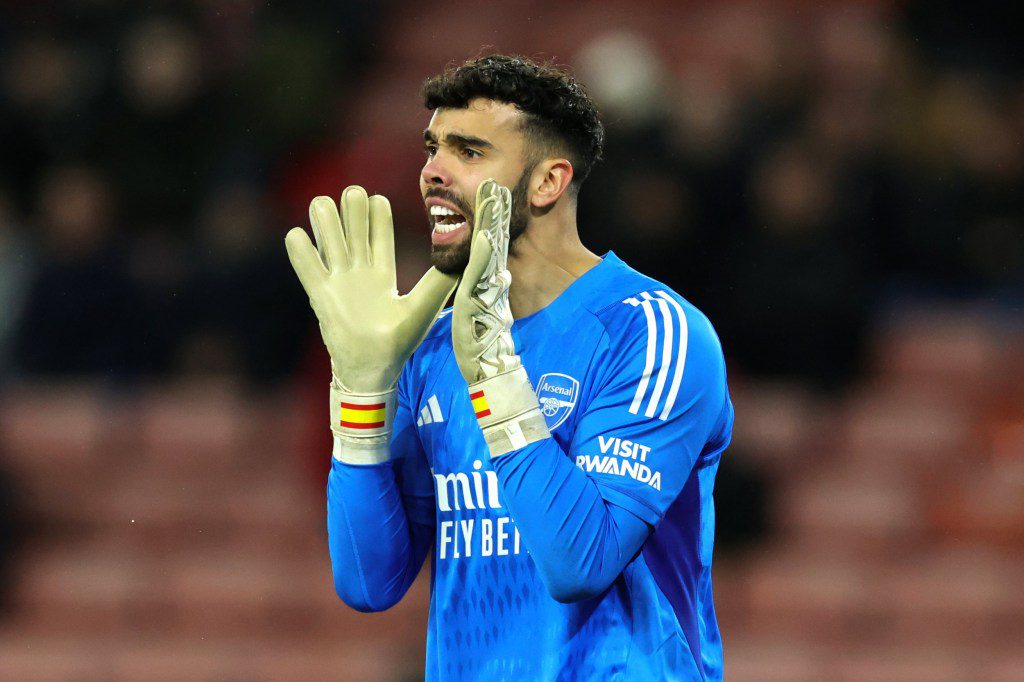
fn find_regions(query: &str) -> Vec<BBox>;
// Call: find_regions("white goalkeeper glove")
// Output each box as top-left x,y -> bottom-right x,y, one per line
286,186 -> 458,464
452,179 -> 550,458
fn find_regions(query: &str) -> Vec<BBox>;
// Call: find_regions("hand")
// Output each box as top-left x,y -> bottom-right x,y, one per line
452,178 -> 519,384
286,186 -> 457,396
452,179 -> 550,457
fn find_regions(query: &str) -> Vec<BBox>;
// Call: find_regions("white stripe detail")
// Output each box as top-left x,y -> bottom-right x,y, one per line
656,291 -> 688,420
428,395 -> 444,422
628,296 -> 659,415
419,405 -> 433,425
642,292 -> 674,418
416,415 -> 423,426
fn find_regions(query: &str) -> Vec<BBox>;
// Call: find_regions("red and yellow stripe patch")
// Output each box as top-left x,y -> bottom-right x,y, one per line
470,390 -> 491,419
339,402 -> 386,429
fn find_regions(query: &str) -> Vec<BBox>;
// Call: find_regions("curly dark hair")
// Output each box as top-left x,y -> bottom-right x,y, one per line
422,54 -> 605,191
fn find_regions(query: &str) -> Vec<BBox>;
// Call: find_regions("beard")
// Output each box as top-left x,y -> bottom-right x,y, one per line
429,168 -> 532,275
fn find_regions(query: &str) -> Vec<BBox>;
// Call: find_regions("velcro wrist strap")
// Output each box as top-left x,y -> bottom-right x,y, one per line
468,366 -> 550,458
329,382 -> 396,464
481,412 -> 550,459
332,434 -> 390,465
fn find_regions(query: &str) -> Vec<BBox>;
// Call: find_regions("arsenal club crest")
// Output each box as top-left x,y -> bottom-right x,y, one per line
536,373 -> 579,431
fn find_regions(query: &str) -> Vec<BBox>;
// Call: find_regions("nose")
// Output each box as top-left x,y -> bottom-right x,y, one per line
420,155 -> 452,188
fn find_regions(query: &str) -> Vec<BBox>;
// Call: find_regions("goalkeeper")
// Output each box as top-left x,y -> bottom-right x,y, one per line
287,55 -> 733,681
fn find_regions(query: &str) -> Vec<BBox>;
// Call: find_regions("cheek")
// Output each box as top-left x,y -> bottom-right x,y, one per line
489,168 -> 524,197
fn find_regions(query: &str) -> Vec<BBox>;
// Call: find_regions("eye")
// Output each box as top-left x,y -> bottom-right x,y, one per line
424,143 -> 438,158
461,147 -> 482,160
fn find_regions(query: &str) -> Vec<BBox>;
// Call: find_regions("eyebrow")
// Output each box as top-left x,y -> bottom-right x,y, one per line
423,129 -> 495,150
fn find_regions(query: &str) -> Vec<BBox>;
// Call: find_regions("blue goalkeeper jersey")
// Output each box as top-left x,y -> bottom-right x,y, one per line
328,252 -> 733,681
323,250 -> 733,679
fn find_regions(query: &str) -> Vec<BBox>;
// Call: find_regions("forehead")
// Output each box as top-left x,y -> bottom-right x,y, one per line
426,98 -> 524,143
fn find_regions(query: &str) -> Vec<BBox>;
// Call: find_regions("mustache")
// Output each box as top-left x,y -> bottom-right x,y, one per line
424,188 -> 473,217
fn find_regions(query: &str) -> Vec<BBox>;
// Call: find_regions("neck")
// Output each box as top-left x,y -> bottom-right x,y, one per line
507,204 -> 602,319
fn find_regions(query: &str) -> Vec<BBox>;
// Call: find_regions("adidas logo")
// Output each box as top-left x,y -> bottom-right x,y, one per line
416,395 -> 444,426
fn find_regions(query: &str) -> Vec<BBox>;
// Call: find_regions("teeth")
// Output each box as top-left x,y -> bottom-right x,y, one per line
430,205 -> 458,216
433,221 -> 467,234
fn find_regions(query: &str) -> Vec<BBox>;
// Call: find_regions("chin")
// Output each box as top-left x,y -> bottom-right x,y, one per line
431,242 -> 471,275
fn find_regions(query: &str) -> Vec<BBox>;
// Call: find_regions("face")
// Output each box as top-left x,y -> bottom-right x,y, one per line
421,98 -> 534,274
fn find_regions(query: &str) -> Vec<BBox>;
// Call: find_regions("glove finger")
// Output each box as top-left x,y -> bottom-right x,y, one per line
457,229 -> 494,303
473,193 -> 499,248
285,226 -> 328,294
368,194 -> 397,282
497,185 -> 512,267
309,196 -> 349,271
404,266 -> 458,332
475,178 -> 498,212
340,186 -> 371,268
472,180 -> 498,236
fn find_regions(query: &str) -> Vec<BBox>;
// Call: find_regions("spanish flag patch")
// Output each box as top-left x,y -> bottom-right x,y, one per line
470,390 -> 491,419
339,401 -> 386,429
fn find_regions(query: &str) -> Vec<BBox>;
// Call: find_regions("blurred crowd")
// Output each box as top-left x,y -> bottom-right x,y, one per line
0,2 -> 1021,392
573,3 -> 1022,390
0,2 -> 384,387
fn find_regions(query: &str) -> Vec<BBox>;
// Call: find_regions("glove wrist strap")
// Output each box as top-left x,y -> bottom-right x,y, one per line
330,380 -> 396,465
468,365 -> 550,458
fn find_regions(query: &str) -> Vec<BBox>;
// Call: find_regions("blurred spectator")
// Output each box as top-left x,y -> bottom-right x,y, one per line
577,33 -> 710,301
886,74 -> 1024,296
98,16 -> 219,233
721,139 -> 869,389
12,165 -> 150,378
178,181 -> 309,387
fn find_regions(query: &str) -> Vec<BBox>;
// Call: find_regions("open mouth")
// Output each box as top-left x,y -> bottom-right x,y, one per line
430,205 -> 468,233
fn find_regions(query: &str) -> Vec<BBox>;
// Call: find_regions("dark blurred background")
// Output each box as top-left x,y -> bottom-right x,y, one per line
0,1 -> 1021,680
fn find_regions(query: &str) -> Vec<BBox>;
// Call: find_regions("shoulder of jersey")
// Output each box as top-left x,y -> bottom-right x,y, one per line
586,261 -> 689,327
592,265 -> 723,420
595,271 -> 719,358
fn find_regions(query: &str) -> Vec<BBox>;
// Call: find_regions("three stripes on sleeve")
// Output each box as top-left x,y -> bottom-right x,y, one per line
621,290 -> 689,422
417,394 -> 446,426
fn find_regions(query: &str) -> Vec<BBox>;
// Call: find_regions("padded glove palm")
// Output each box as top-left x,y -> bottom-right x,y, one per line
286,186 -> 457,462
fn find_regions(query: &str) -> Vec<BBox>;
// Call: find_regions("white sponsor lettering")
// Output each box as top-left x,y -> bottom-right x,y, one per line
597,435 -> 652,462
440,516 -> 522,560
440,520 -> 455,559
460,519 -> 474,557
575,454 -> 663,491
481,518 -> 493,555
496,517 -> 510,556
433,460 -> 523,560
434,460 -> 502,512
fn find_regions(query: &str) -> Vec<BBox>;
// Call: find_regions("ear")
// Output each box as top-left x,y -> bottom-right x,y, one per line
529,159 -> 574,209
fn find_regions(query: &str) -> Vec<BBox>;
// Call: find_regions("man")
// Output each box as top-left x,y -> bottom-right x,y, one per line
286,55 -> 733,681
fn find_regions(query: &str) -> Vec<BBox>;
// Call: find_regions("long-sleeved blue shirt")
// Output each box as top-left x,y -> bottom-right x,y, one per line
328,252 -> 733,681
